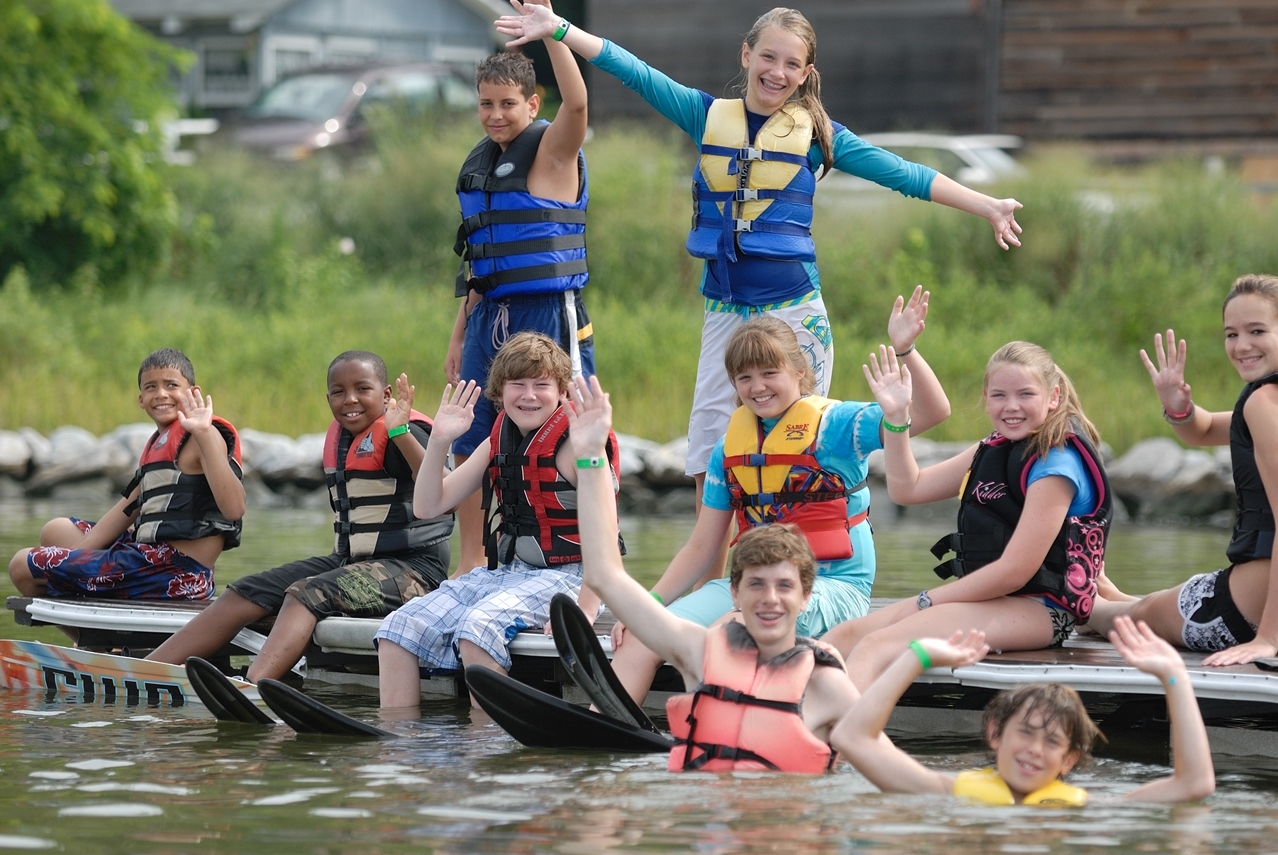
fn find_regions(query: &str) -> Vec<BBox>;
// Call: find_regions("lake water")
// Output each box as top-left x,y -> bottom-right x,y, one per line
2,497 -> 1278,852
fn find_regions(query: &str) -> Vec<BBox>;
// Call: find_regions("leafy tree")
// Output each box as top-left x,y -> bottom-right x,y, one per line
0,0 -> 186,285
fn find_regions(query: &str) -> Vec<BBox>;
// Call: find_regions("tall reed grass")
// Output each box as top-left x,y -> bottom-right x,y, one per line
3,114 -> 1277,450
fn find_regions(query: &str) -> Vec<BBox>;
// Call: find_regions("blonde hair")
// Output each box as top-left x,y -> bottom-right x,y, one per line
728,524 -> 816,596
723,316 -> 815,399
737,8 -> 833,179
1223,273 -> 1278,316
484,332 -> 572,404
984,341 -> 1099,460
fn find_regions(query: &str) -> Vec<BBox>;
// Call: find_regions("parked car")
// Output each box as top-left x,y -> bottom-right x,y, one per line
228,63 -> 475,160
819,133 -> 1025,199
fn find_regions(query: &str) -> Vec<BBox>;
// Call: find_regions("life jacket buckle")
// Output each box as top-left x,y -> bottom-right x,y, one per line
732,219 -> 754,233
735,188 -> 760,202
739,146 -> 764,162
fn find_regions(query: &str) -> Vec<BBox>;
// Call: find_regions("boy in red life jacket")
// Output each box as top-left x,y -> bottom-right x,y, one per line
378,332 -> 619,712
566,375 -> 860,772
147,351 -> 452,683
9,348 -> 245,603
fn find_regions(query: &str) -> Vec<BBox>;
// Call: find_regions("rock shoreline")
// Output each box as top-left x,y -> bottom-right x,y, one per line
0,426 -> 1237,525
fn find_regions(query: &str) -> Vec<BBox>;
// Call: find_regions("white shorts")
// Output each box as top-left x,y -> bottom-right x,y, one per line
685,295 -> 834,476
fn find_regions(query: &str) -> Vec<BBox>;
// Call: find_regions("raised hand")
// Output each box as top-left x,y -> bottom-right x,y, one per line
432,381 -> 482,444
386,373 -> 415,432
1110,615 -> 1190,679
1139,329 -> 1193,416
887,285 -> 929,352
176,386 -> 214,435
988,198 -> 1023,250
495,0 -> 558,48
566,375 -> 612,459
919,630 -> 988,669
862,345 -> 912,424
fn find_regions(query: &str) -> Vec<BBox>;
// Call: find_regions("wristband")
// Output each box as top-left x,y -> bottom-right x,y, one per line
649,590 -> 664,606
882,417 -> 911,434
386,424 -> 409,439
894,343 -> 915,358
551,18 -> 571,40
1162,403 -> 1195,425
908,639 -> 932,671
576,456 -> 605,469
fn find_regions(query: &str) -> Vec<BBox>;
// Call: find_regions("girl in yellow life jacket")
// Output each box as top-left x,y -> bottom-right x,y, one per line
830,618 -> 1215,804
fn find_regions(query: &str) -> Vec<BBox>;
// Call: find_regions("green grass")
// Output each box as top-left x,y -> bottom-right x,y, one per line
2,119 -> 1277,451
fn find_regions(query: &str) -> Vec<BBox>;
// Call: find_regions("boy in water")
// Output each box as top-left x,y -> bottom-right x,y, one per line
148,351 -> 452,682
9,348 -> 244,600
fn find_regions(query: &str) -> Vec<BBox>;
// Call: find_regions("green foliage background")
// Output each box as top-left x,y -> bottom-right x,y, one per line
3,103 -> 1278,449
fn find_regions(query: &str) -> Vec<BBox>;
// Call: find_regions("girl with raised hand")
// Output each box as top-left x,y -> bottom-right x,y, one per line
1087,274 -> 1278,667
495,4 -> 1022,500
823,341 -> 1112,691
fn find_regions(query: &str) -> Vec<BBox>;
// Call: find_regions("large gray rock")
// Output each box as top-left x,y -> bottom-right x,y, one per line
240,428 -> 325,492
641,436 -> 694,488
0,430 -> 31,478
24,426 -> 109,496
614,432 -> 661,479
1108,438 -> 1232,520
98,423 -> 155,490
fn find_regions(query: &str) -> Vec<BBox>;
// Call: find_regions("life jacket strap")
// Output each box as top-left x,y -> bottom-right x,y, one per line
460,232 -> 586,262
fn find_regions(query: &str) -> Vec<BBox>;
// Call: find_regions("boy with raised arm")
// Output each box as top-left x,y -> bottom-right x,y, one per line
9,348 -> 244,600
148,351 -> 452,682
446,0 -> 596,574
831,619 -> 1215,804
566,375 -> 860,772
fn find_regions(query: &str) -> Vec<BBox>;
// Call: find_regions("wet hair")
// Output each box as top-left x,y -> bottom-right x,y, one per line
475,52 -> 537,99
137,348 -> 195,387
984,341 -> 1099,460
485,332 -> 573,404
1222,273 -> 1278,316
736,8 -> 834,180
723,316 -> 816,399
982,683 -> 1104,768
328,350 -> 389,387
728,524 -> 817,596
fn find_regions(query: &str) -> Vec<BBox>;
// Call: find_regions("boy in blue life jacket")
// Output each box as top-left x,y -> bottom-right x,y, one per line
8,348 -> 245,602
147,351 -> 453,683
445,0 -> 594,574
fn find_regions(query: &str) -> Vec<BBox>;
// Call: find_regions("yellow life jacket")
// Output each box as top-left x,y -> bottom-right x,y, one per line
952,768 -> 1088,806
722,396 -> 863,560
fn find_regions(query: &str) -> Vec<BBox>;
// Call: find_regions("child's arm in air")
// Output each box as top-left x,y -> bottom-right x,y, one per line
386,374 -> 427,479
414,381 -> 490,519
178,387 -> 246,523
885,285 -> 949,434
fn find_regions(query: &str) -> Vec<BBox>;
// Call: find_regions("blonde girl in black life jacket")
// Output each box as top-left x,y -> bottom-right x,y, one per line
823,341 -> 1112,691
830,618 -> 1214,804
1086,274 -> 1278,667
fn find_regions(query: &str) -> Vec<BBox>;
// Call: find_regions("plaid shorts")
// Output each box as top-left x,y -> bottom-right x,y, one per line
26,528 -> 213,600
227,546 -> 449,620
375,559 -> 585,671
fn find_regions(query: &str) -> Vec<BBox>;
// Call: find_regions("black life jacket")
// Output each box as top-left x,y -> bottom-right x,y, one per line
930,429 -> 1112,621
323,412 -> 453,559
124,417 -> 243,549
1227,373 -> 1278,564
482,406 -> 623,569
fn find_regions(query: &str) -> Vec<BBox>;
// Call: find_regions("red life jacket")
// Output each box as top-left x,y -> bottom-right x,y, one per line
125,416 -> 243,549
722,396 -> 866,561
483,406 -> 622,569
323,411 -> 452,559
667,622 -> 841,774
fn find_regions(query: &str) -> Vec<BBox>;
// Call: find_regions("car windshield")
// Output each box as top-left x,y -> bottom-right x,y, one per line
247,74 -> 357,122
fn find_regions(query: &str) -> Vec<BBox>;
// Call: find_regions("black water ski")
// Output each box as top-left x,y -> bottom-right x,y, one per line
185,657 -> 274,725
549,593 -> 662,734
256,678 -> 394,738
466,665 -> 673,753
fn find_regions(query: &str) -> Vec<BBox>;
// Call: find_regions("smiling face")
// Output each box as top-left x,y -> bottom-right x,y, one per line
733,362 -> 804,420
989,704 -> 1080,800
477,80 -> 538,150
138,367 -> 195,428
327,359 -> 391,436
730,560 -> 809,653
984,364 -> 1060,441
1224,292 -> 1278,383
740,26 -> 814,115
501,375 -> 562,434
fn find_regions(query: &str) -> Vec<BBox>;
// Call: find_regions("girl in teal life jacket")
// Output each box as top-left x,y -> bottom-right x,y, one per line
830,618 -> 1215,804
823,341 -> 1112,691
495,2 -> 1023,502
1086,274 -> 1278,666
